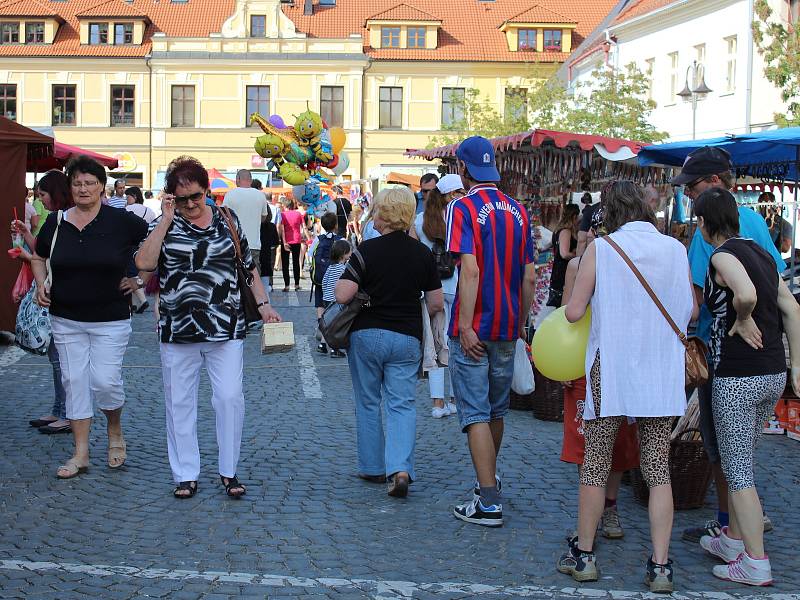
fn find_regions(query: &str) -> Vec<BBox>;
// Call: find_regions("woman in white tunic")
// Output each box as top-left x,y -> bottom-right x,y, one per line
558,181 -> 697,593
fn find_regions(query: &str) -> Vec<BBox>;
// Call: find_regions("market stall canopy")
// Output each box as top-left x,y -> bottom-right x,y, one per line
385,172 -> 421,191
0,117 -> 54,168
638,128 -> 800,182
29,141 -> 119,171
405,129 -> 646,160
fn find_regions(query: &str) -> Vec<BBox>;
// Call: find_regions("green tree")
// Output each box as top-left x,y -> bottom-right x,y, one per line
753,0 -> 800,126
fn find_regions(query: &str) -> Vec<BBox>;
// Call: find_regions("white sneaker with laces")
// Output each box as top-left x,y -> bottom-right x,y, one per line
712,552 -> 772,586
700,527 -> 745,563
431,406 -> 449,418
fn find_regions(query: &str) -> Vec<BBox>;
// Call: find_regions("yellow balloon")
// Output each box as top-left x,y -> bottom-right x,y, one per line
329,127 -> 346,154
531,306 -> 591,382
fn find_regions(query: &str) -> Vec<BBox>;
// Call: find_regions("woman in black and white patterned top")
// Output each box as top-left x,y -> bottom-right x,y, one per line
136,156 -> 281,500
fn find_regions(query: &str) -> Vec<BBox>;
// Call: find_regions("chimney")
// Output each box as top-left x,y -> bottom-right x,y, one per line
303,0 -> 313,15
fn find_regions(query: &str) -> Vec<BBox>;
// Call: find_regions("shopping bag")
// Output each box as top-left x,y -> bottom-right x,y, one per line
15,282 -> 51,355
511,338 -> 535,395
11,262 -> 34,303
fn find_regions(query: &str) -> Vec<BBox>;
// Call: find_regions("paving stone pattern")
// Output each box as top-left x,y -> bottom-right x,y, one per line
0,288 -> 798,599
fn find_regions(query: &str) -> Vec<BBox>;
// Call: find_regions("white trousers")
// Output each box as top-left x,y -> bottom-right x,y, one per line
50,316 -> 131,420
160,339 -> 245,483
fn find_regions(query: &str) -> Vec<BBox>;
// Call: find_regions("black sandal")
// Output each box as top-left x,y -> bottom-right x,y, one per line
220,474 -> 246,498
173,481 -> 197,499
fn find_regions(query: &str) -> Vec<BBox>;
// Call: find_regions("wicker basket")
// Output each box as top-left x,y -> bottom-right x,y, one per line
629,428 -> 712,510
509,390 -> 534,411
531,368 -> 564,422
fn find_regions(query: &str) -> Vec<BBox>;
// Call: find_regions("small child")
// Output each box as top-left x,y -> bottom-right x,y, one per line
321,239 -> 352,358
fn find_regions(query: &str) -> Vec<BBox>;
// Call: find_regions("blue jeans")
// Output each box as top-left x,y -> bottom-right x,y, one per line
48,340 -> 66,420
347,328 -> 422,481
449,337 -> 516,432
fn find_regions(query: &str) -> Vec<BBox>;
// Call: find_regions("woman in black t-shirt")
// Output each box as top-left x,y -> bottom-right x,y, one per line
547,204 -> 579,307
695,188 -> 800,586
31,156 -> 149,480
336,186 -> 443,498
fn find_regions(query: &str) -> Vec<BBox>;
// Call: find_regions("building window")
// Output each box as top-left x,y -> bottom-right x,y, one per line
250,15 -> 266,37
381,27 -> 400,48
111,85 -> 134,126
518,29 -> 536,51
379,86 -> 402,129
246,86 -> 270,125
543,29 -> 562,51
52,84 -> 76,126
505,87 -> 527,121
89,22 -> 108,44
441,87 -> 465,127
114,23 -> 133,44
25,22 -> 45,43
644,58 -> 655,101
0,84 -> 16,120
725,35 -> 737,93
408,27 -> 426,48
171,85 -> 195,127
0,22 -> 19,44
320,85 -> 344,128
668,51 -> 679,101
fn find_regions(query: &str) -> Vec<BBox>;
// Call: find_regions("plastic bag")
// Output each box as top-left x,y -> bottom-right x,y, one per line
511,338 -> 535,395
11,262 -> 33,303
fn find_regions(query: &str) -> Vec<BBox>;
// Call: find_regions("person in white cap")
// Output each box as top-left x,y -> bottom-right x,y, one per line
410,173 -> 465,417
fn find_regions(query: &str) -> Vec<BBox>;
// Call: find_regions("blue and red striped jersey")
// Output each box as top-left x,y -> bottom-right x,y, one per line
446,184 -> 535,341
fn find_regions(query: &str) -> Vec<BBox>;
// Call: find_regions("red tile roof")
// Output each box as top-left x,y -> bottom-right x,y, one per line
284,0 -> 618,62
75,0 -> 148,19
0,0 -> 59,17
367,4 -> 440,23
505,5 -> 575,25
612,0 -> 675,25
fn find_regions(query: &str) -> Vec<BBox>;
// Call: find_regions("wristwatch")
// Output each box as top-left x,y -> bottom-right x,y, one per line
135,276 -> 144,286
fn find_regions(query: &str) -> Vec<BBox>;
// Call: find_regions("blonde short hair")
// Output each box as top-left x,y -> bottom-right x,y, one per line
374,186 -> 416,232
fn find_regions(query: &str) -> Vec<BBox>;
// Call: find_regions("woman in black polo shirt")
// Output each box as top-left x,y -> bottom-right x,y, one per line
695,188 -> 800,586
31,156 -> 149,479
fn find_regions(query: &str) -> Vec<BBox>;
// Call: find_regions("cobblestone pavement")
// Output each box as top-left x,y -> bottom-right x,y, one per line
1,286 -> 799,600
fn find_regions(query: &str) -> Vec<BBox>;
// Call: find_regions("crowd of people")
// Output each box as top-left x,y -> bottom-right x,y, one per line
8,133 -> 800,594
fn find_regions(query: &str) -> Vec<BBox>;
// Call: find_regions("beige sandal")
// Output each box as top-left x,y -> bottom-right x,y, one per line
57,459 -> 89,479
108,440 -> 126,469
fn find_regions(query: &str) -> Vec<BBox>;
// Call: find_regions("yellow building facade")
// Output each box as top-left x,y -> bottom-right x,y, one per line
0,0 -> 614,189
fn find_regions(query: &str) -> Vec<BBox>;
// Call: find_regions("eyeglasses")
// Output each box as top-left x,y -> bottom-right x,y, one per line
71,180 -> 99,189
174,191 -> 205,204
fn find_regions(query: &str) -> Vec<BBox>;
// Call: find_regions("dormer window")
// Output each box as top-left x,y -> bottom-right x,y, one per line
407,26 -> 425,48
25,22 -> 45,43
381,26 -> 400,48
0,22 -> 19,43
518,29 -> 535,51
89,22 -> 108,44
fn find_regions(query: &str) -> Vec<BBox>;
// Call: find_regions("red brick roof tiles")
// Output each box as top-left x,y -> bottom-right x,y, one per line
367,4 -> 440,23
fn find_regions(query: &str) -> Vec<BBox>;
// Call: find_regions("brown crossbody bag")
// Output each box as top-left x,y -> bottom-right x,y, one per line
605,236 -> 709,389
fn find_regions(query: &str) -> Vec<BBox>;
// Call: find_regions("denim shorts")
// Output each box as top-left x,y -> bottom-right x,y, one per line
449,337 -> 516,432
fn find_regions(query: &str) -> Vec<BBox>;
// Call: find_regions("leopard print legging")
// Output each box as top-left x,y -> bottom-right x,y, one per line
580,351 -> 673,489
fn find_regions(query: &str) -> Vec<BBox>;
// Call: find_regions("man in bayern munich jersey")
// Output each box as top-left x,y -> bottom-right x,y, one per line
446,136 -> 537,527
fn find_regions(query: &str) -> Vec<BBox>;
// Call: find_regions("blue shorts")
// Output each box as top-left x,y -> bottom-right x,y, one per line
449,337 -> 516,432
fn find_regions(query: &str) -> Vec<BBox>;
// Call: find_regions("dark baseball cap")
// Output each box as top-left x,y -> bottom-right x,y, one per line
670,146 -> 732,186
455,136 -> 501,182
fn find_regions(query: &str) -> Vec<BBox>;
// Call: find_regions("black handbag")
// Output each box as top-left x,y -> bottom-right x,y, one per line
318,248 -> 370,350
219,207 -> 261,323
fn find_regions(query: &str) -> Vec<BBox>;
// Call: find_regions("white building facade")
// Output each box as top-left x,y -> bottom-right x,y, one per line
565,0 -> 793,141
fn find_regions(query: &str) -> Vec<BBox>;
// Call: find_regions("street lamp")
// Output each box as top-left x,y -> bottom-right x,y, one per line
677,60 -> 712,140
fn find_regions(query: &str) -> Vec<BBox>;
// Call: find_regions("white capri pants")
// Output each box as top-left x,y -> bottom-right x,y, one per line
160,339 -> 245,483
428,293 -> 455,399
50,316 -> 131,420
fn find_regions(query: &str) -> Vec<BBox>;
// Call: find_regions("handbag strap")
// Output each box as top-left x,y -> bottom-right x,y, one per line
603,235 -> 688,344
218,206 -> 245,265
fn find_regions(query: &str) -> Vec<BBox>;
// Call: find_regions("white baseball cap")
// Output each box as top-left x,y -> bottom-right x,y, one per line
436,174 -> 464,195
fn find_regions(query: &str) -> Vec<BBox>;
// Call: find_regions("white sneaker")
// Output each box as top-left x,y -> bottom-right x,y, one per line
712,552 -> 773,586
700,527 -> 745,563
431,406 -> 449,418
446,401 -> 457,415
